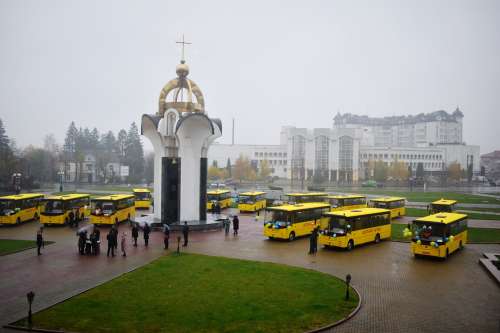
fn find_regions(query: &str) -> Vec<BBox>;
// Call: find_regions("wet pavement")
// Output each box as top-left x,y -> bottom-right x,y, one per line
0,211 -> 499,333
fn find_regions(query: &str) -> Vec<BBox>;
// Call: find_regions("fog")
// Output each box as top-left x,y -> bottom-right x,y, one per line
1,0 -> 499,153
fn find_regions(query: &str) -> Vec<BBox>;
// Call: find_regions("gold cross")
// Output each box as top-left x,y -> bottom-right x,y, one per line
176,34 -> 192,63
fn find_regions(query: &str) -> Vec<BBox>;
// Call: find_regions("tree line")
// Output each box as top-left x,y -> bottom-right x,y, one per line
0,117 -> 151,190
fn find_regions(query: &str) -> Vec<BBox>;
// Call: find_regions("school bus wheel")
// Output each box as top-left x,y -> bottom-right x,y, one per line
288,232 -> 295,241
65,217 -> 69,225
127,214 -> 131,221
16,217 -> 21,224
115,218 -> 119,225
347,240 -> 354,251
268,236 -> 274,240
445,248 -> 449,259
34,213 -> 39,220
459,241 -> 463,250
374,233 -> 380,244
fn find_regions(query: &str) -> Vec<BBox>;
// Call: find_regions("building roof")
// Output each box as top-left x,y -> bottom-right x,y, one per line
334,109 -> 463,126
324,208 -> 390,217
370,197 -> 406,202
414,212 -> 467,225
0,193 -> 44,200
481,151 -> 500,159
239,191 -> 266,196
266,202 -> 330,212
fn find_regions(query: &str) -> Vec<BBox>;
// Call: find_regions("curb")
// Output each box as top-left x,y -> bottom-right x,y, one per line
304,284 -> 362,333
0,241 -> 55,257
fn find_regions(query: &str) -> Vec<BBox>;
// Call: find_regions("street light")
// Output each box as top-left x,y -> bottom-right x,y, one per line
58,169 -> 65,193
12,172 -> 22,194
26,291 -> 35,328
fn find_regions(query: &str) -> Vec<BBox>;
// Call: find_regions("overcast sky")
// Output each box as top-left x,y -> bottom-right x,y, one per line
1,0 -> 499,153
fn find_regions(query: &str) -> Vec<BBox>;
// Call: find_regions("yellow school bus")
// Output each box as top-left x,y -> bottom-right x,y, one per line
238,191 -> 266,212
324,194 -> 367,212
263,202 -> 330,241
207,189 -> 232,211
90,194 -> 135,225
40,194 -> 91,225
282,192 -> 327,204
318,208 -> 391,250
428,199 -> 457,214
133,188 -> 152,209
0,193 -> 44,225
410,212 -> 467,259
369,197 -> 406,219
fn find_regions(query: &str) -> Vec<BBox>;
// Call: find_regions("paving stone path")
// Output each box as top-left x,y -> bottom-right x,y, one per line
0,211 -> 499,333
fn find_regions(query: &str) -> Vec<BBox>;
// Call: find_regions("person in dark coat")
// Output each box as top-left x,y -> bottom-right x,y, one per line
112,226 -> 118,250
223,218 -> 230,236
143,223 -> 151,247
131,224 -> 139,247
106,230 -> 115,257
232,215 -> 239,236
94,227 -> 101,254
215,202 -> 222,215
36,229 -> 43,255
163,224 -> 170,249
182,221 -> 189,247
78,231 -> 85,255
309,228 -> 318,255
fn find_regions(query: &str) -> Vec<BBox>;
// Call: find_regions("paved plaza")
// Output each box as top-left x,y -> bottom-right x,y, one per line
0,211 -> 499,333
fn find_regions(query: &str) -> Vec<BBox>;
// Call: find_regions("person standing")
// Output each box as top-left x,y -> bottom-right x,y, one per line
78,231 -> 85,255
143,223 -> 151,247
112,226 -> 118,250
182,221 -> 189,247
131,224 -> 139,247
309,227 -> 318,255
121,232 -> 127,257
163,224 -> 170,249
223,218 -> 230,236
94,227 -> 101,254
106,230 -> 115,257
232,215 -> 239,236
36,229 -> 43,256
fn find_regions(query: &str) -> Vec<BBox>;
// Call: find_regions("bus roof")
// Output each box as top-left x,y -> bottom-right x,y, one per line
239,191 -> 266,196
92,194 -> 135,201
414,212 -> 467,225
370,197 -> 406,202
0,193 -> 44,200
325,194 -> 365,199
267,202 -> 330,212
431,199 -> 457,206
285,192 -> 327,197
45,193 -> 90,201
324,207 -> 390,217
133,188 -> 151,193
207,189 -> 231,195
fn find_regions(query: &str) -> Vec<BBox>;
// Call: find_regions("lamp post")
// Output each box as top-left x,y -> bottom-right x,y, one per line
12,172 -> 22,194
345,274 -> 351,300
27,291 -> 35,328
58,169 -> 64,193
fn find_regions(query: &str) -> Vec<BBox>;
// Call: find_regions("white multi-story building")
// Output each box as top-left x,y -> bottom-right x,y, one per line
207,109 -> 480,182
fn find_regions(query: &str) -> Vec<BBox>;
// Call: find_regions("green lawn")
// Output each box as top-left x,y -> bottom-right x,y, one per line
391,224 -> 500,243
406,207 -> 500,221
336,188 -> 500,205
22,253 -> 358,333
0,239 -> 38,255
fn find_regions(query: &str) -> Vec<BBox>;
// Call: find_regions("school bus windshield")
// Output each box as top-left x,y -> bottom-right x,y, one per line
92,201 -> 115,215
413,222 -> 446,241
239,195 -> 256,204
431,204 -> 454,213
134,192 -> 151,201
327,216 -> 349,233
45,200 -> 64,214
0,199 -> 14,215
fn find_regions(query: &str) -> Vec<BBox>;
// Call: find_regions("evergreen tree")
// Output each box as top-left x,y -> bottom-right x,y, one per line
0,118 -> 15,186
96,131 -> 116,182
117,129 -> 127,163
89,128 -> 100,148
226,158 -> 232,178
124,122 -> 144,183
